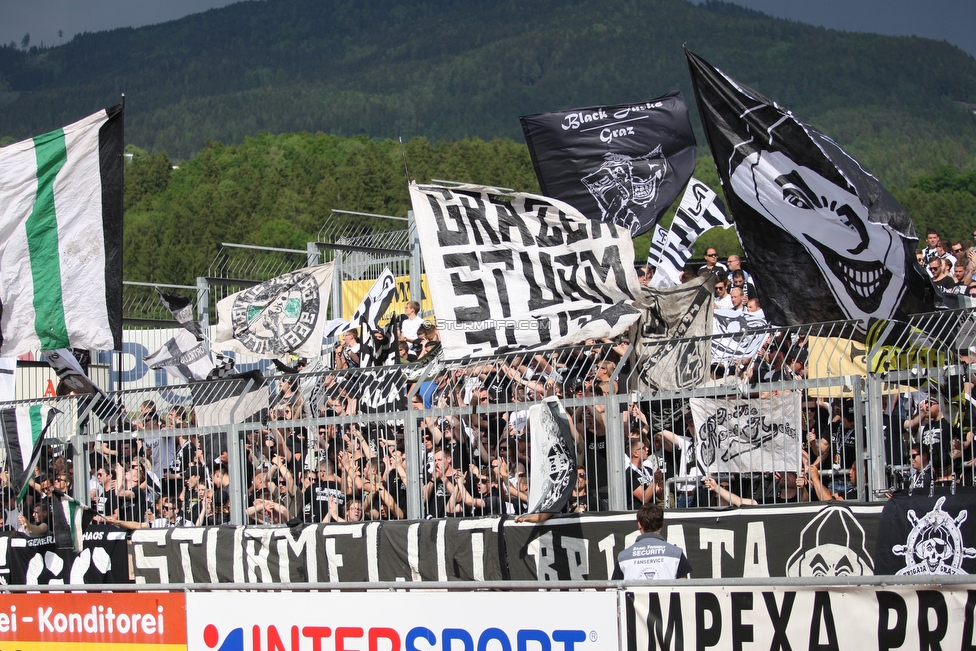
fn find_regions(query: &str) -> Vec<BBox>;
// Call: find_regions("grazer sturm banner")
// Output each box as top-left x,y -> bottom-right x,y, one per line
520,93 -> 696,236
690,392 -> 802,473
409,183 -> 642,359
626,585 -> 976,651
214,262 -> 335,359
686,49 -> 937,329
650,176 -> 732,288
0,104 -> 124,356
0,525 -> 131,585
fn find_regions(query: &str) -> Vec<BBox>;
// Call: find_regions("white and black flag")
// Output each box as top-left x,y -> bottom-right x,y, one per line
45,349 -> 126,425
526,397 -> 576,515
155,287 -> 204,340
650,177 -> 731,288
686,49 -> 937,328
520,92 -> 697,236
409,183 -> 642,359
144,330 -> 215,383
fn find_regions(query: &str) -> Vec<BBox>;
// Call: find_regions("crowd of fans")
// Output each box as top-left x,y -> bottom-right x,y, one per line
3,240 -> 975,534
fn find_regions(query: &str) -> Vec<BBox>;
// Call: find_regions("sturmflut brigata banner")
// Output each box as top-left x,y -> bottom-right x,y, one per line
128,504 -> 886,584
520,93 -> 696,236
409,183 -> 642,359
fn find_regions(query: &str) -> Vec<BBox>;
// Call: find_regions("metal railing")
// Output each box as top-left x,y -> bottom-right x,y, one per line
4,307 -> 974,529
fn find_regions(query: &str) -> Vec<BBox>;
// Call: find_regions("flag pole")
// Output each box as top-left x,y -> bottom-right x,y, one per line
118,93 -> 126,392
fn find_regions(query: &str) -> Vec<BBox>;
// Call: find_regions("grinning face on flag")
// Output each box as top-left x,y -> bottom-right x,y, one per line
731,149 -> 907,323
582,148 -> 669,234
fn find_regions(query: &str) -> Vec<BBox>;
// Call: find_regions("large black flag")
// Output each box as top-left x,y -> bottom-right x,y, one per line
686,49 -> 937,329
520,92 -> 696,236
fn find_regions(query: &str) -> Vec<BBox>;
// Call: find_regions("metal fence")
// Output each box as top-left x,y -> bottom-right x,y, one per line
6,305 -> 974,530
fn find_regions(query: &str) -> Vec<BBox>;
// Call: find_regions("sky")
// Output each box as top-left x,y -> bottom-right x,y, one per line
1,0 -> 974,57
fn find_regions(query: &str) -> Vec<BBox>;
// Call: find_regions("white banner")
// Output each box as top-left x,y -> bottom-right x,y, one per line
690,392 -> 802,473
711,309 -> 768,363
629,585 -> 976,651
187,591 -> 618,651
410,183 -> 642,359
215,263 -> 335,359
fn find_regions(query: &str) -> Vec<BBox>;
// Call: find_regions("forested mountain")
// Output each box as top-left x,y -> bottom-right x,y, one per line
3,0 -> 976,285
1,0 -> 976,186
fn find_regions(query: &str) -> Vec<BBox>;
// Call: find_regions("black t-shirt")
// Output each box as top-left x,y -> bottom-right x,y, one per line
117,487 -> 148,522
94,490 -> 120,518
302,480 -> 345,523
426,478 -> 452,518
466,490 -> 504,517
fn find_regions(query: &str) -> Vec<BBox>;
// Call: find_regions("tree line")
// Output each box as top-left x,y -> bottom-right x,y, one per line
122,132 -> 976,285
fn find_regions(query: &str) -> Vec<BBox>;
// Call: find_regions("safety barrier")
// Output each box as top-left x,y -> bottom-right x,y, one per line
3,307 -> 976,528
1,576 -> 973,651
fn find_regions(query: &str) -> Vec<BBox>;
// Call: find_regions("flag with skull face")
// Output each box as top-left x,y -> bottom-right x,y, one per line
685,49 -> 938,330
520,91 -> 697,236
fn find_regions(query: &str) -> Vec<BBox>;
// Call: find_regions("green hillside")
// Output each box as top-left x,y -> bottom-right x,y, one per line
1,0 -> 976,187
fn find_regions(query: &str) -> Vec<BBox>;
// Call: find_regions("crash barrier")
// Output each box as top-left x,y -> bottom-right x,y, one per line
4,308 -> 976,526
2,578 -> 976,651
3,490 -> 974,585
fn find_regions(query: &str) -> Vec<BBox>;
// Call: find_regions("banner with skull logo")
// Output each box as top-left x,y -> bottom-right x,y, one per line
686,49 -> 938,331
520,92 -> 697,236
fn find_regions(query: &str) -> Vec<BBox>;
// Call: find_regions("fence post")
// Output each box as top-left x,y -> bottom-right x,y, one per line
226,377 -> 256,526
605,344 -> 634,511
408,210 -> 422,306
306,241 -> 320,268
196,277 -> 210,339
404,378 -> 423,520
863,370 -> 887,501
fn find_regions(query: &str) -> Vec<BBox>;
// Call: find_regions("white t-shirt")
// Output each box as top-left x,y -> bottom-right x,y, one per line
401,315 -> 423,341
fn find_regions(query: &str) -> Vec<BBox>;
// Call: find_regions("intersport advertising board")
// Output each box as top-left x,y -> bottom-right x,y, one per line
186,592 -> 618,651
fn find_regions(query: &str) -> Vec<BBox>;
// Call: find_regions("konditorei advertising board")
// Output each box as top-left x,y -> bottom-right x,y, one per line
187,591 -> 618,651
0,592 -> 186,650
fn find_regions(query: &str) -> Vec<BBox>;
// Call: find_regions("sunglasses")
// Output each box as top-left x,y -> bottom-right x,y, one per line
705,253 -> 717,257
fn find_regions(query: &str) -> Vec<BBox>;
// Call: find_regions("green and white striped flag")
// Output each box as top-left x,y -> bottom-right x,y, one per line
0,104 -> 124,356
52,489 -> 88,552
0,404 -> 57,502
